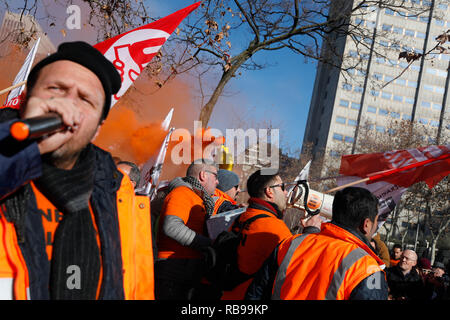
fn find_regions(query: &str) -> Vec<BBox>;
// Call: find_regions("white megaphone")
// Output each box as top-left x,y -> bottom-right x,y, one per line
286,180 -> 334,220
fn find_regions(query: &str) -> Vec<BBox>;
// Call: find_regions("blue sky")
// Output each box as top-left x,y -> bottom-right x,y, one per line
146,1 -> 318,156
2,0 -> 318,156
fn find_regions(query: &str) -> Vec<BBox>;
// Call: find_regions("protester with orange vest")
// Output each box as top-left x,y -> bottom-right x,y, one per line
155,159 -> 219,300
0,42 -> 154,300
246,187 -> 388,300
220,169 -> 321,300
390,244 -> 403,267
213,169 -> 241,214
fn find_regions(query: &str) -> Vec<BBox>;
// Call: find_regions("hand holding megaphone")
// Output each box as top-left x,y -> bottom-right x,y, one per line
286,180 -> 333,220
13,96 -> 83,154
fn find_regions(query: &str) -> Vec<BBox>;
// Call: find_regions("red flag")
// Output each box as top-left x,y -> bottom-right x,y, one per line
94,2 -> 201,106
339,144 -> 450,189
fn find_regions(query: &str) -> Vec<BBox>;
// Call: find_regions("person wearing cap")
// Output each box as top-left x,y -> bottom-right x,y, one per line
0,41 -> 154,300
212,169 -> 241,214
424,261 -> 450,300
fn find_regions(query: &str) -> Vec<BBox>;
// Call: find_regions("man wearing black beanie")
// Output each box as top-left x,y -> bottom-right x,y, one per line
0,41 -> 155,300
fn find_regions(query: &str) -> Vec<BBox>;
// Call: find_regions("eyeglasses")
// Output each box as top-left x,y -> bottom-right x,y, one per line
268,182 -> 297,192
204,170 -> 218,179
268,183 -> 287,192
400,256 -> 416,262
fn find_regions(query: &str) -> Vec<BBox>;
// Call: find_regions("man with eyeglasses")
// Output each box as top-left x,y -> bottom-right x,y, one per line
220,169 -> 321,300
386,249 -> 427,300
155,159 -> 219,300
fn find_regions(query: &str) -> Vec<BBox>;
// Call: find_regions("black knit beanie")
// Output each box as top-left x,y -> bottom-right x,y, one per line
27,41 -> 121,120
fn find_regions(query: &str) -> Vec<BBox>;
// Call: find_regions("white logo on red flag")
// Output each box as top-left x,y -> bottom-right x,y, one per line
94,1 -> 201,108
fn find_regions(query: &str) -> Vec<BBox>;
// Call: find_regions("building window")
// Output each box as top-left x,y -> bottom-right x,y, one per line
419,118 -> 428,125
343,83 -> 352,91
330,150 -> 340,158
348,119 -> 358,126
381,92 -> 392,100
382,24 -> 392,32
345,136 -> 355,143
403,114 -> 412,121
391,112 -> 400,119
430,120 -> 439,127
424,84 -> 433,91
379,108 -> 389,116
376,125 -> 386,133
421,101 -> 431,108
395,78 -> 406,86
405,97 -> 414,104
370,90 -> 379,97
407,81 -> 417,88
393,95 -> 403,102
385,8 -> 394,15
416,31 -> 426,39
339,99 -> 349,107
336,116 -> 346,124
367,106 -> 377,113
432,104 -> 442,111
351,102 -> 361,110
333,133 -> 343,141
405,29 -> 415,37
354,86 -> 364,93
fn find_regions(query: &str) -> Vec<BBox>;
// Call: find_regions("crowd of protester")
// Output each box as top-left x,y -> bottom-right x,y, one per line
0,41 -> 448,300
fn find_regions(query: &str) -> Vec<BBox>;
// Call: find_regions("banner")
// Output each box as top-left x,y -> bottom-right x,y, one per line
94,2 -> 201,107
338,144 -> 450,228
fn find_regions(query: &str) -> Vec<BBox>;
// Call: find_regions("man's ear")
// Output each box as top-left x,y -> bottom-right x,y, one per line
91,120 -> 104,142
360,217 -> 372,235
198,170 -> 206,183
264,186 -> 274,201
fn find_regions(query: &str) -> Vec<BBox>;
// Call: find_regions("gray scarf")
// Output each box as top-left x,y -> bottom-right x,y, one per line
182,176 -> 215,218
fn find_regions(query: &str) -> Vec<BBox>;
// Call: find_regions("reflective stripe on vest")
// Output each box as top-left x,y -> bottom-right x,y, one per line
272,236 -> 370,300
272,234 -> 309,300
324,247 -> 367,300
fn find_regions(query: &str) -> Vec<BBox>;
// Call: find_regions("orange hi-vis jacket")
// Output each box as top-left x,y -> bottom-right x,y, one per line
221,198 -> 292,300
390,258 -> 400,267
212,188 -> 237,214
271,222 -> 386,300
0,153 -> 154,300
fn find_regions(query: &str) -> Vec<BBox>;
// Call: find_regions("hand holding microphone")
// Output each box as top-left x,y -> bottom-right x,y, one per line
12,96 -> 82,154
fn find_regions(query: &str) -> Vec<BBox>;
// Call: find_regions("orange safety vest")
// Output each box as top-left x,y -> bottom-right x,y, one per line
0,170 -> 154,300
221,200 -> 292,300
271,222 -> 386,300
212,188 -> 237,215
390,258 -> 400,267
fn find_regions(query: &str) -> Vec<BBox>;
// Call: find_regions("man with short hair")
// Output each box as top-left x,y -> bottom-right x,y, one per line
386,249 -> 426,300
221,169 -> 321,300
0,41 -> 154,300
117,160 -> 141,188
246,186 -> 388,300
155,159 -> 219,299
390,244 -> 402,267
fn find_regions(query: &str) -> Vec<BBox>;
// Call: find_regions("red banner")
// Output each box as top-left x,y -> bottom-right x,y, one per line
339,144 -> 450,188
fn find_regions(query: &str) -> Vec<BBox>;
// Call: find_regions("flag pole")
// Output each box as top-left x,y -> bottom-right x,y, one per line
0,80 -> 27,96
325,153 -> 450,194
325,177 -> 370,194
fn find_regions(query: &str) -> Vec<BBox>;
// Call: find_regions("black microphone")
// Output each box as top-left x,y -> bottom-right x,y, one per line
10,113 -> 66,141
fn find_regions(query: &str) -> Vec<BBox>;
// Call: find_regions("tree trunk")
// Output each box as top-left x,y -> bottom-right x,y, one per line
430,238 -> 438,265
198,51 -> 252,126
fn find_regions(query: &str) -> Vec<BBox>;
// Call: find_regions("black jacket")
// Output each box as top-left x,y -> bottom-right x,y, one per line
386,265 -> 426,300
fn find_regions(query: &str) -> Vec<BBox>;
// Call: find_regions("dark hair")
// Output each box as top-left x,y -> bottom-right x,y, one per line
117,161 -> 141,186
392,244 -> 402,250
332,187 -> 378,230
246,169 -> 278,198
